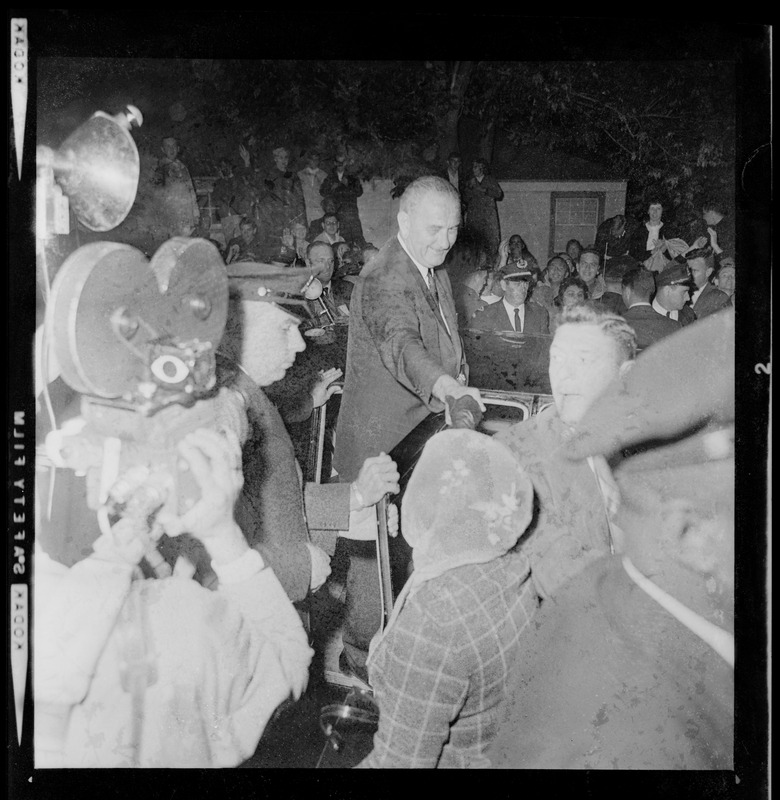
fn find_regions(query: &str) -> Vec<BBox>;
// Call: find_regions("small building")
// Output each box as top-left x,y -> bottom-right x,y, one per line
348,145 -> 627,261
491,144 -> 627,264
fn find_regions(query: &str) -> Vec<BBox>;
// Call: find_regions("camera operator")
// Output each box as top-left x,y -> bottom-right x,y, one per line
34,425 -> 312,768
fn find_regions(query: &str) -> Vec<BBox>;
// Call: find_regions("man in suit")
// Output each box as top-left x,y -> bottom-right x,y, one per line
333,175 -> 485,681
622,266 -> 680,350
305,241 -> 353,324
652,262 -> 697,326
469,263 -> 549,333
686,245 -> 732,320
312,212 -> 346,246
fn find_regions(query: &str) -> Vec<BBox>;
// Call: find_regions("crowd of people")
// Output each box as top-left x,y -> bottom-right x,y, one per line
34,150 -> 736,771
461,195 -> 734,348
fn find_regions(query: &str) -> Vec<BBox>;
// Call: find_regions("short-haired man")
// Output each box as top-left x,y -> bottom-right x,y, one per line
713,258 -> 736,299
593,254 -> 636,316
489,310 -> 735,769
576,248 -> 606,300
469,263 -> 549,333
621,266 -> 681,350
305,241 -> 353,323
313,212 -> 345,246
495,305 -> 637,600
652,262 -> 696,326
685,245 -> 732,320
334,175 -> 484,680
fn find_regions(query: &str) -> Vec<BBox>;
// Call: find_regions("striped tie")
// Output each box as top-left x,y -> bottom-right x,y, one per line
427,269 -> 440,306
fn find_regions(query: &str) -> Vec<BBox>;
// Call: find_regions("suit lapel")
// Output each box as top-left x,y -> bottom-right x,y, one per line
406,258 -> 451,338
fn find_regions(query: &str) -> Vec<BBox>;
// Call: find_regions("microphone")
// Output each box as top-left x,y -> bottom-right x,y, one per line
303,276 -> 335,325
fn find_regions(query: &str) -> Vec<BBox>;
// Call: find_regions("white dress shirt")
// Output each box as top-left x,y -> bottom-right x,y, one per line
397,234 -> 451,337
652,297 -> 678,321
501,298 -> 526,331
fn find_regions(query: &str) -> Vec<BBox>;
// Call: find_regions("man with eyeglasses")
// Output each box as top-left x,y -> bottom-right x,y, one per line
313,213 -> 345,246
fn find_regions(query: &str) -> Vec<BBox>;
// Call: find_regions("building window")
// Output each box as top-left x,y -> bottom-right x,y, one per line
549,191 -> 605,255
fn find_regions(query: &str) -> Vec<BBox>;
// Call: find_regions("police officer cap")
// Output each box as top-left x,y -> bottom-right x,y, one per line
227,262 -> 313,319
655,262 -> 694,289
499,262 -> 535,282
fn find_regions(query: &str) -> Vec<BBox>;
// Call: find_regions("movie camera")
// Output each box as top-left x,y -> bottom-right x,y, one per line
38,107 -> 234,533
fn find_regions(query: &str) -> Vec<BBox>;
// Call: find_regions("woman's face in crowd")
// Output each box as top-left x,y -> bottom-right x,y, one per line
562,285 -> 586,308
473,162 -> 485,179
566,241 -> 582,262
648,203 -> 663,224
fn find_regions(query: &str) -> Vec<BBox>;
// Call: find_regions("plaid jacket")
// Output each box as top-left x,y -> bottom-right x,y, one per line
357,552 -> 537,768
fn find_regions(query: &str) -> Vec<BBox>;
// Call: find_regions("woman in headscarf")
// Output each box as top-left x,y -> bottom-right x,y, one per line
356,429 -> 537,769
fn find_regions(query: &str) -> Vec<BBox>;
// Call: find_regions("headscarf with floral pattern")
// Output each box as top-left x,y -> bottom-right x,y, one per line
368,429 -> 534,662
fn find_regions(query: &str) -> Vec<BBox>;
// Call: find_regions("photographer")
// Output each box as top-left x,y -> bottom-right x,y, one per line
35,426 -> 312,768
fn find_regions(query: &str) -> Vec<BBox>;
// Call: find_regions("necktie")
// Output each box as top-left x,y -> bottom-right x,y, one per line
427,269 -> 440,306
513,307 -> 522,332
323,286 -> 330,299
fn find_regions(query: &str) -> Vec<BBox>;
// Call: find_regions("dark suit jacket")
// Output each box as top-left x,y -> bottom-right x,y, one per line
333,236 -> 467,481
469,299 -> 550,334
623,304 -> 681,350
689,282 -> 731,320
